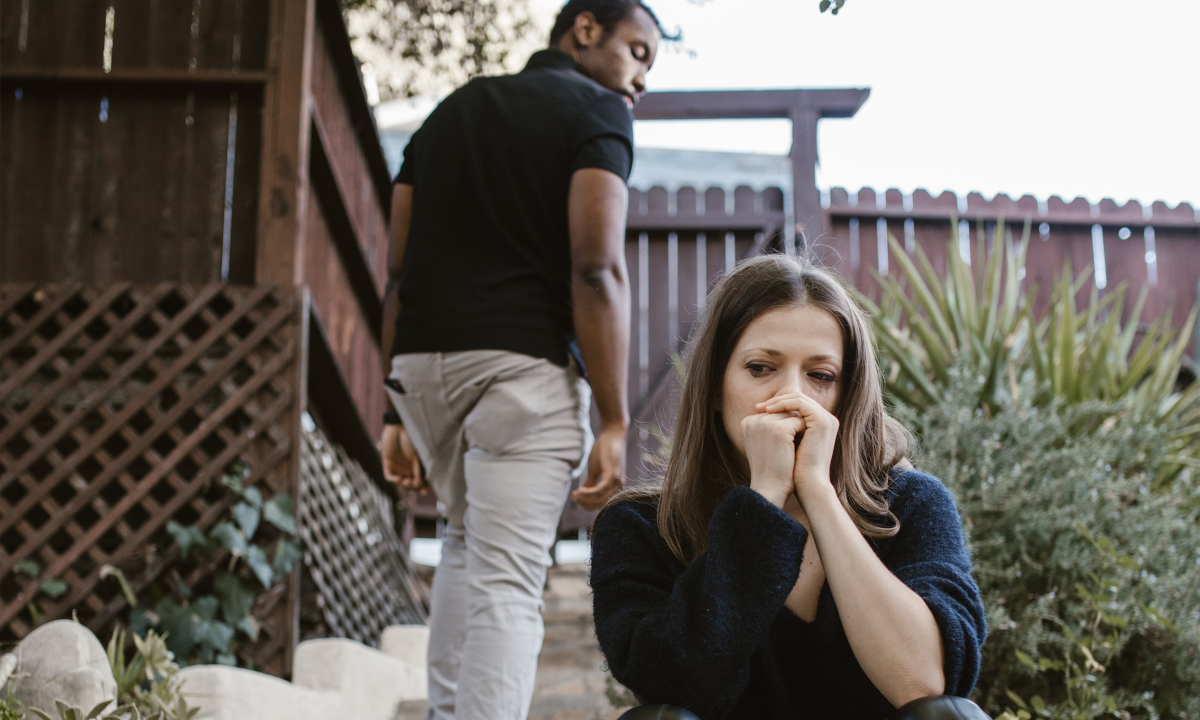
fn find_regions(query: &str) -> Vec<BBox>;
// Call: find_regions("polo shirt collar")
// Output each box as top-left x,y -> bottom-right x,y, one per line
522,49 -> 585,75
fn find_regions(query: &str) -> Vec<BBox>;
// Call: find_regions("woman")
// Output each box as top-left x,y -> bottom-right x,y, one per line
590,255 -> 987,720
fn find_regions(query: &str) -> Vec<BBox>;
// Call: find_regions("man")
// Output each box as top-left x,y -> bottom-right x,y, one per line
378,2 -> 665,718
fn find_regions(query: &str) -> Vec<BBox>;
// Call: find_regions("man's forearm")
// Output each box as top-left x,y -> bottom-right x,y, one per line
573,264 -> 630,430
380,278 -> 400,378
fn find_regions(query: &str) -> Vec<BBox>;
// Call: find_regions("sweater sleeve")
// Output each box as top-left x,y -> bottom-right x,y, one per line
590,487 -> 808,719
883,471 -> 988,697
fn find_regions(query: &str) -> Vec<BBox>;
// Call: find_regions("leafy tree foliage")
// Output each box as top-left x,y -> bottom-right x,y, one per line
343,0 -> 542,101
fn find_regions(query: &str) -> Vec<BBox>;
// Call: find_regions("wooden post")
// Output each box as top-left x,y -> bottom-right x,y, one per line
789,108 -> 822,248
256,0 -> 316,286
633,88 -> 869,258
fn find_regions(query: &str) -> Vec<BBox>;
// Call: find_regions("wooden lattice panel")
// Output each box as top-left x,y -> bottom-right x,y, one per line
298,416 -> 428,645
0,284 -> 303,674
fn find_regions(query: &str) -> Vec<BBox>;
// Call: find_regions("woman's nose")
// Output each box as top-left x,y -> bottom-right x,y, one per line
778,370 -> 803,396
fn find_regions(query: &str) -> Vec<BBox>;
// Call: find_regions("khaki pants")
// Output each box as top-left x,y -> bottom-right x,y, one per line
386,350 -> 592,720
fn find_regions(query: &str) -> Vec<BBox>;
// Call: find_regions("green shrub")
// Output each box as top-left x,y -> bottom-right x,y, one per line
903,371 -> 1200,719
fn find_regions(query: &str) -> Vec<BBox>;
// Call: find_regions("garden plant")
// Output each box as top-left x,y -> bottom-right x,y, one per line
862,223 -> 1200,719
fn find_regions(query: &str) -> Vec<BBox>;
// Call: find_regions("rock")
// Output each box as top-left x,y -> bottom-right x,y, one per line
293,637 -> 425,718
177,665 -> 342,720
9,621 -> 117,714
378,625 -> 429,676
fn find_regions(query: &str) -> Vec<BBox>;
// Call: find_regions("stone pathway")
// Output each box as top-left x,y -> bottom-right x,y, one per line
394,562 -> 634,720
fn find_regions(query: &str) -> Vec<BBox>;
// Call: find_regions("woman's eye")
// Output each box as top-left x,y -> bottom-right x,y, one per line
809,372 -> 836,384
747,363 -> 771,377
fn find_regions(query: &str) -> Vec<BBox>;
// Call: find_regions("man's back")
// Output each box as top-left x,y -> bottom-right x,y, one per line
393,50 -> 634,367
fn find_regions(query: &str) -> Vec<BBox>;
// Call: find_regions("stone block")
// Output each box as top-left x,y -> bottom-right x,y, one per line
177,665 -> 341,720
293,637 -> 425,718
378,625 -> 429,676
9,620 -> 116,715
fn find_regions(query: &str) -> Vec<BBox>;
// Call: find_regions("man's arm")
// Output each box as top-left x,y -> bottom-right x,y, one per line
380,183 -> 423,492
381,183 -> 413,374
568,168 -> 631,511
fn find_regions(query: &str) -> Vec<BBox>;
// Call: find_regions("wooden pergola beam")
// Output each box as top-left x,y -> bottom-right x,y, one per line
634,88 -> 871,246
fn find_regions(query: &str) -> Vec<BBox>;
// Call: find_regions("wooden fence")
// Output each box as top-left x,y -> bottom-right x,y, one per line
823,187 -> 1200,329
0,0 -> 390,441
0,0 -> 417,676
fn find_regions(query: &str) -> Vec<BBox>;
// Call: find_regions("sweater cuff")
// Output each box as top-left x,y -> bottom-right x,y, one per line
710,486 -> 809,576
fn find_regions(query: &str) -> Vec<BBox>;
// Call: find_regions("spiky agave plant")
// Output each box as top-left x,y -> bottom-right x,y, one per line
858,216 -> 1199,485
855,217 -> 1031,415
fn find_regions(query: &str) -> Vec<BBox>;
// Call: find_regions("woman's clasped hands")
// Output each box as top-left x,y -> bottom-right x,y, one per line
743,389 -> 839,509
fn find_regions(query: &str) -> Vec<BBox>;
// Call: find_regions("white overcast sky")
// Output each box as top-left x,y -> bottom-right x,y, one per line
528,0 -> 1200,207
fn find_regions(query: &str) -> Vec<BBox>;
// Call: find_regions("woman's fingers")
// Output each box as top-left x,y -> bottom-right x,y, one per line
757,391 -> 826,418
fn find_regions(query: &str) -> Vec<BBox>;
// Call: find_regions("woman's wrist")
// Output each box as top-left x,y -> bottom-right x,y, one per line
794,474 -> 837,511
749,477 -> 790,508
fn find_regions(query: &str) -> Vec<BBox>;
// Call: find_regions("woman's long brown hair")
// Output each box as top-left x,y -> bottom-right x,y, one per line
605,254 -> 912,564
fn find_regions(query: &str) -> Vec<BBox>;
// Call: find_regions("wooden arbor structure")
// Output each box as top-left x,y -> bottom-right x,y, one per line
0,0 -> 417,674
634,88 -> 870,244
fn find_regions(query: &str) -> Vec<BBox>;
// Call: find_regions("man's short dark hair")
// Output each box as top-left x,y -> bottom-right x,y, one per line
548,0 -> 670,46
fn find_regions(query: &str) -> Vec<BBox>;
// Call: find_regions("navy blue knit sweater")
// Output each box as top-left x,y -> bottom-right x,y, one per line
590,469 -> 986,720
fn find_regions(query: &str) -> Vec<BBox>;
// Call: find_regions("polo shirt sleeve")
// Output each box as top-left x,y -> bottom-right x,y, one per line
570,93 -> 635,181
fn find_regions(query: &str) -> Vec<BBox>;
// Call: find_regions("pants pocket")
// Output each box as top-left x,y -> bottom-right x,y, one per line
384,384 -> 437,465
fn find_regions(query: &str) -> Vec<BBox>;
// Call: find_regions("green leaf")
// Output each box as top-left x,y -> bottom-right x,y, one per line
154,598 -> 197,660
819,0 -> 831,10
1005,690 -> 1030,710
242,486 -> 263,509
99,564 -> 138,607
272,538 -> 303,581
220,473 -> 244,495
167,521 -> 213,560
86,699 -> 113,720
213,573 -> 256,625
1030,696 -> 1046,712
1015,649 -> 1037,670
16,558 -> 40,577
193,620 -> 234,655
40,578 -> 69,598
209,522 -> 247,556
216,651 -> 238,667
234,502 -> 260,541
245,545 -> 274,589
27,709 -> 54,720
1100,613 -> 1127,629
237,614 -> 261,641
263,494 -> 296,535
192,595 -> 220,621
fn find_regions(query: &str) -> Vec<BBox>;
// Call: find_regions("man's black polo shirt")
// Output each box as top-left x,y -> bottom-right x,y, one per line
391,49 -> 635,367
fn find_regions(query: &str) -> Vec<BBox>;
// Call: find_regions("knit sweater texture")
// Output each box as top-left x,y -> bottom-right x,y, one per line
590,469 -> 987,720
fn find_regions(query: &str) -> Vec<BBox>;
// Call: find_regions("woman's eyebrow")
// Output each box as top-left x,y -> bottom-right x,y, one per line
740,347 -> 784,357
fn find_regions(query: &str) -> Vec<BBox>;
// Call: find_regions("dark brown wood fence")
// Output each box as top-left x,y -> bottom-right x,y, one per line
824,187 -> 1200,329
1,0 -> 413,675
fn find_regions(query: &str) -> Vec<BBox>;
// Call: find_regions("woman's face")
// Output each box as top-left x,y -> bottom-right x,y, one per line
719,303 -> 845,459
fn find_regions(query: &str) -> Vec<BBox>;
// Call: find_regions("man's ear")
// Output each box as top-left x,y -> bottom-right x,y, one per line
572,11 -> 603,48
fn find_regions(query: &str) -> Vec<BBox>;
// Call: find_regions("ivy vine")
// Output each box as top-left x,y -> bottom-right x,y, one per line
108,461 -> 302,668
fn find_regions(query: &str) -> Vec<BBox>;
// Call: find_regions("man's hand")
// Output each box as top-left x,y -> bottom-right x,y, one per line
571,425 -> 627,510
380,424 -> 426,493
